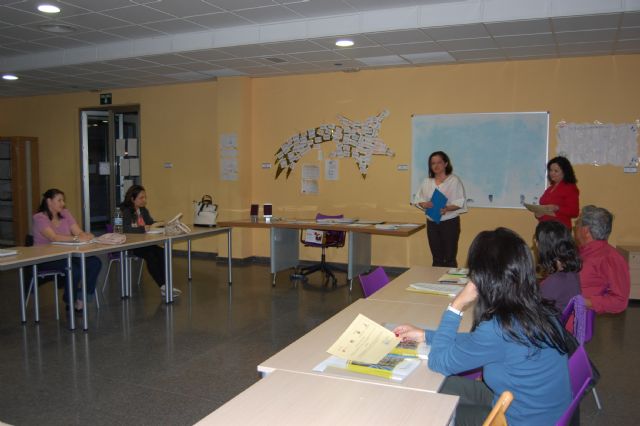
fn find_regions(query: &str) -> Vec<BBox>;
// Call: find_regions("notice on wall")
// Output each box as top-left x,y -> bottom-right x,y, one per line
325,159 -> 338,180
220,133 -> 238,181
301,164 -> 319,194
99,162 -> 110,175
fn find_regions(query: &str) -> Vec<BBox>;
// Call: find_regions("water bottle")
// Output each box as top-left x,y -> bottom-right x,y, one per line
113,209 -> 123,234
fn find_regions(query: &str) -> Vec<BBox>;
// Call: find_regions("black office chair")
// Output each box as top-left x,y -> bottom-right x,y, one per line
293,213 -> 346,288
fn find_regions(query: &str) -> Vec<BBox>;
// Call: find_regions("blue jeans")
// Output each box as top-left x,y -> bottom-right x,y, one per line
38,256 -> 102,304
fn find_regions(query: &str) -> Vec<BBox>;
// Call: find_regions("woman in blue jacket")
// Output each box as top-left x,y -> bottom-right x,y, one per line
395,228 -> 572,425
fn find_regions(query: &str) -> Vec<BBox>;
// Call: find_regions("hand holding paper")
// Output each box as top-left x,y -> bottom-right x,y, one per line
326,314 -> 400,364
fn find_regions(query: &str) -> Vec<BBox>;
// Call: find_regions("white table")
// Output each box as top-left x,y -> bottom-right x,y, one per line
196,370 -> 458,426
258,298 -> 472,393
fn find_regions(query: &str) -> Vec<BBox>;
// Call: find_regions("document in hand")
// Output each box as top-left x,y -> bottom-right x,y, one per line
426,189 -> 447,224
326,313 -> 400,364
524,203 -> 555,215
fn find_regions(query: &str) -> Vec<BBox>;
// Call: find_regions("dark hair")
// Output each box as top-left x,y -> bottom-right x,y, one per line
120,184 -> 146,213
547,156 -> 577,184
535,221 -> 582,274
37,188 -> 65,220
467,227 -> 568,353
428,151 -> 453,178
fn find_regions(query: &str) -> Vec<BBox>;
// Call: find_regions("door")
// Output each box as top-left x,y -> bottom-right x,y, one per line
80,107 -> 140,234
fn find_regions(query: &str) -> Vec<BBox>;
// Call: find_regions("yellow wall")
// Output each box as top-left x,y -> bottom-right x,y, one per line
1,54 -> 638,267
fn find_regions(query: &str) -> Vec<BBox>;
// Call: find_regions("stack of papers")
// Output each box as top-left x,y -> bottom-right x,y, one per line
407,283 -> 463,297
447,268 -> 469,276
438,274 -> 468,284
52,239 -> 96,246
374,224 -> 399,230
0,248 -> 18,257
316,218 -> 357,224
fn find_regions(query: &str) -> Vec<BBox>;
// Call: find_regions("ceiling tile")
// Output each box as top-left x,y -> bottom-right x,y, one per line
555,29 -> 618,44
264,39 -> 326,54
355,55 -> 408,66
208,57 -> 262,68
36,36 -> 94,48
503,45 -> 557,57
76,62 -> 124,72
485,19 -> 552,36
450,49 -> 506,60
553,14 -> 621,32
618,27 -> 640,40
146,0 -> 224,18
437,37 -> 498,51
140,53 -> 194,65
616,40 -> 640,52
144,18 -> 208,34
253,54 -> 302,65
179,48 -> 234,61
60,13 -> 130,30
494,33 -> 555,48
220,43 -> 280,57
8,0 -> 90,17
0,25 -> 47,41
346,0 -> 425,11
313,58 -> 362,69
423,23 -> 490,41
102,5 -> 174,24
312,34 -> 378,50
3,41 -> 56,52
104,25 -> 166,38
402,51 -> 455,64
0,6 -> 46,25
289,50 -> 347,62
234,5 -> 303,24
176,61 -> 224,72
385,41 -> 440,55
285,0 -> 356,18
187,13 -> 252,29
104,68 -> 153,79
337,45 -> 391,59
272,62 -> 321,73
557,42 -> 614,55
103,57 -> 157,68
621,12 -> 640,27
137,65 -> 187,75
60,0 -> 133,12
365,29 -> 432,45
205,0 -> 278,12
0,46 -> 23,56
72,31 -> 126,43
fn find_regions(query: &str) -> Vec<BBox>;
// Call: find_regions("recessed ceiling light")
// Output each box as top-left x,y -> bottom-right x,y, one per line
335,39 -> 354,47
39,24 -> 76,33
37,4 -> 61,13
2,74 -> 19,81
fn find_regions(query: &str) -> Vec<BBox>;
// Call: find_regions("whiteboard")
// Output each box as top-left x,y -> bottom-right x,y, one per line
411,112 -> 549,209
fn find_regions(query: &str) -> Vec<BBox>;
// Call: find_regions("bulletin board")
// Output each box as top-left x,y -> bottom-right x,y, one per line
411,112 -> 549,209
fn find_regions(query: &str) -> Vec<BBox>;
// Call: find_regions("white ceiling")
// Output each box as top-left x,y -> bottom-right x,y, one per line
0,0 -> 639,97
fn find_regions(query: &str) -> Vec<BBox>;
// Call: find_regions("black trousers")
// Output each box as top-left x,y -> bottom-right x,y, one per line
439,376 -> 494,426
132,245 -> 165,287
427,216 -> 461,267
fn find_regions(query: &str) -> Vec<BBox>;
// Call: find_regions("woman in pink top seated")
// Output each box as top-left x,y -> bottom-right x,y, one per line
32,188 -> 102,312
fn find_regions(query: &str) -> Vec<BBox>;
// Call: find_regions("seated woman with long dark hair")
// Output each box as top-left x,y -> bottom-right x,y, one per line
535,220 -> 582,313
395,228 -> 571,425
120,184 -> 181,298
32,188 -> 102,312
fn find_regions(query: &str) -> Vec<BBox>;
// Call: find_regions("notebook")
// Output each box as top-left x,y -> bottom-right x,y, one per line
0,248 -> 18,257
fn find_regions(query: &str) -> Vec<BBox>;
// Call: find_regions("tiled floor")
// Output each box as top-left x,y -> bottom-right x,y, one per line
0,257 -> 637,425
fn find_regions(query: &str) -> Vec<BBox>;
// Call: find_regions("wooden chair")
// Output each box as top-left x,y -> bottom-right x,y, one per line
482,390 -> 514,426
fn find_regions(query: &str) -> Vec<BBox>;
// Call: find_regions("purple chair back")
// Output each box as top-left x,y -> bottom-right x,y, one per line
359,266 -> 390,297
561,295 -> 594,344
555,345 -> 593,426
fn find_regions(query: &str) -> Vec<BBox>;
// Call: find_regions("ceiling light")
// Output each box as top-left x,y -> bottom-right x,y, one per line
335,39 -> 354,47
2,74 -> 19,81
37,4 -> 61,13
39,24 -> 76,33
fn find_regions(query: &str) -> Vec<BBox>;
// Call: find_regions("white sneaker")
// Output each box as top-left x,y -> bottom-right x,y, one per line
160,285 -> 182,298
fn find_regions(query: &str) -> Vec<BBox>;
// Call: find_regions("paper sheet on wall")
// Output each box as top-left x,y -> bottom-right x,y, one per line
116,139 -> 126,156
301,178 -> 318,194
98,161 -> 110,175
128,158 -> 140,176
557,123 -> 638,166
221,158 -> 238,181
325,159 -> 338,180
127,138 -> 138,156
220,133 -> 239,181
120,158 -> 130,176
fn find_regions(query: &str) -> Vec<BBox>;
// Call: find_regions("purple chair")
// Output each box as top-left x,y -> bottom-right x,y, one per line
555,345 -> 594,426
295,213 -> 346,288
358,266 -> 390,297
561,295 -> 601,410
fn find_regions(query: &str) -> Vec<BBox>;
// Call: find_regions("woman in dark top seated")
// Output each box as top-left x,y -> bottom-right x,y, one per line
121,184 -> 181,298
535,220 -> 582,313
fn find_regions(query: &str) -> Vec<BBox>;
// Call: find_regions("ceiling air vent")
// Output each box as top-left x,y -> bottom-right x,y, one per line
265,57 -> 287,63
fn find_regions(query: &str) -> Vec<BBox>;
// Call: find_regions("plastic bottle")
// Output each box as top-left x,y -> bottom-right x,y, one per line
113,209 -> 123,234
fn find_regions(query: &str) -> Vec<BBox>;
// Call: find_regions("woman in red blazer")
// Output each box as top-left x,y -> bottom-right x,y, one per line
536,156 -> 579,229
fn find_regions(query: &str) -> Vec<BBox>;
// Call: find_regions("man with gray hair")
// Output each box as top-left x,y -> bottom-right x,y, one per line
574,205 -> 630,313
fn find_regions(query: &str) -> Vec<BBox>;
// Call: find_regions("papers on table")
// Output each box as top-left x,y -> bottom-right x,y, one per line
447,268 -> 469,276
438,274 -> 469,284
316,217 -> 357,224
146,228 -> 164,234
407,283 -> 463,297
375,224 -> 399,230
0,248 -> 18,257
326,313 -> 399,364
427,188 -> 447,224
52,239 -> 96,246
313,354 -> 420,382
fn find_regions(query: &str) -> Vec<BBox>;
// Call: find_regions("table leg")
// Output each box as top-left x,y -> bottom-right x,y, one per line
270,227 -> 299,285
119,251 -> 126,299
81,253 -> 88,331
227,228 -> 232,286
67,255 -> 75,330
164,239 -> 173,304
18,267 -> 26,324
348,232 -> 372,292
32,264 -> 40,323
187,240 -> 192,280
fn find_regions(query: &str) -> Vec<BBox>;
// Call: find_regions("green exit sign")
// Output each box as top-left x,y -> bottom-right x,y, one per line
100,93 -> 112,105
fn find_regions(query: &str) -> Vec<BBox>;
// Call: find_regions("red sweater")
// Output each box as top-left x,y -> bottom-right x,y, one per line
579,240 -> 630,314
538,181 -> 579,228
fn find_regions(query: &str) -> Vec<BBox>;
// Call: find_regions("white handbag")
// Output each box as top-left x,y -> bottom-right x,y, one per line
193,195 -> 218,227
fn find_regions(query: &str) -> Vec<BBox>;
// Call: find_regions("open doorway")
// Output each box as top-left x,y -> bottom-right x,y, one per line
80,106 -> 141,234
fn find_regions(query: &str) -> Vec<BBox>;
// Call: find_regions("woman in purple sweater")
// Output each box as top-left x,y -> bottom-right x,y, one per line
535,220 -> 582,313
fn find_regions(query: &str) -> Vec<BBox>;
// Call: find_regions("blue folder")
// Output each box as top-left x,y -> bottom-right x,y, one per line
426,189 -> 448,224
